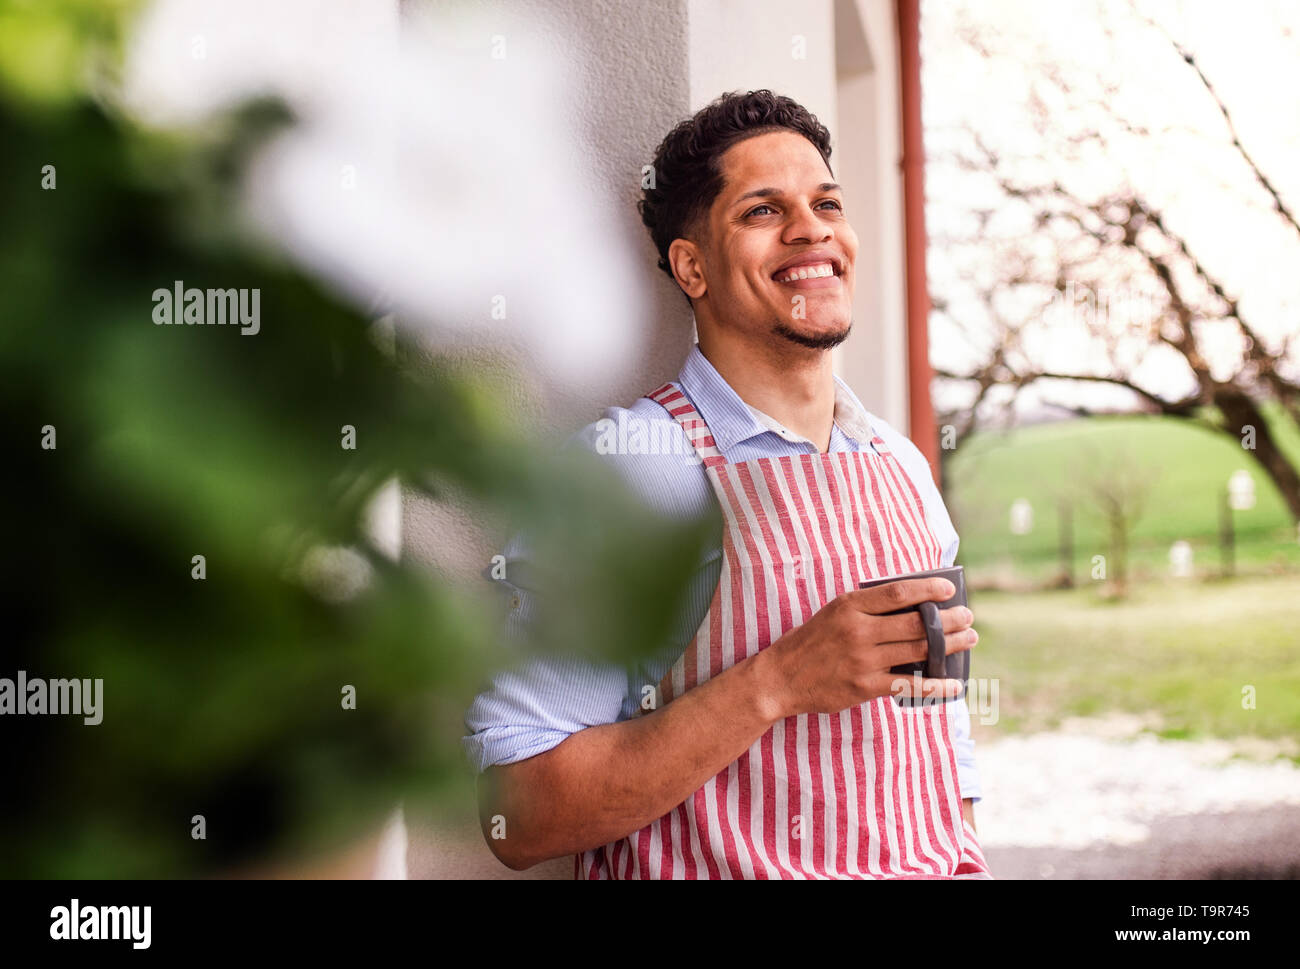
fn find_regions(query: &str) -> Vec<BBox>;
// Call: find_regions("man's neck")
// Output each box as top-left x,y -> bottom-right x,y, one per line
696,330 -> 836,453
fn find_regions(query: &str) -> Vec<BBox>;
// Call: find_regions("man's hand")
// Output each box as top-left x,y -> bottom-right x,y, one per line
754,577 -> 978,720
962,797 -> 976,833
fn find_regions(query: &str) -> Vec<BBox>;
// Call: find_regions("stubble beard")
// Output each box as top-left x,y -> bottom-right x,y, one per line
772,316 -> 853,351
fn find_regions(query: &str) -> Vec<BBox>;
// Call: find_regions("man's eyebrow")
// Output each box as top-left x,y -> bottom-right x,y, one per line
732,182 -> 842,205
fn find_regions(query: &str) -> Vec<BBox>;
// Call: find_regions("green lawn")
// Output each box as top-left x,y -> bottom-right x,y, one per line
945,407 -> 1300,585
964,574 -> 1300,755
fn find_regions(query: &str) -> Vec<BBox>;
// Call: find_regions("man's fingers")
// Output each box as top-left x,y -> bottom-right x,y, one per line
844,578 -> 956,615
884,674 -> 965,700
880,628 -> 977,670
876,604 -> 973,644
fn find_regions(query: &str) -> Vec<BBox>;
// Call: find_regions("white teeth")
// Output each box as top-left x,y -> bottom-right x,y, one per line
777,262 -> 835,282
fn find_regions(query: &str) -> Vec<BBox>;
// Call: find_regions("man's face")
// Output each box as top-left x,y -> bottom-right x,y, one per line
675,129 -> 858,351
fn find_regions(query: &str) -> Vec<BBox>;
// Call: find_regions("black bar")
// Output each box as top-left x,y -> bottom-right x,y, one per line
0,878 -> 1285,956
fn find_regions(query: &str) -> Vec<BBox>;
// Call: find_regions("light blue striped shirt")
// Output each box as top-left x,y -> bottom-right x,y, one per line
462,344 -> 982,802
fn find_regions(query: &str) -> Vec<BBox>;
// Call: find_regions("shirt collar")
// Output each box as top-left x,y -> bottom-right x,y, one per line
675,343 -> 876,451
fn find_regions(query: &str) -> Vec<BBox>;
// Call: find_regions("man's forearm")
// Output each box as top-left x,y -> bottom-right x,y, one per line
481,649 -> 784,870
961,797 -> 976,832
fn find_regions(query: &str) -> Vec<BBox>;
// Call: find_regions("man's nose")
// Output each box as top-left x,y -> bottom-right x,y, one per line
784,203 -> 832,243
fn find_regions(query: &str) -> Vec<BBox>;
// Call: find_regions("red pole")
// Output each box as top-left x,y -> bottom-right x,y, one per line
897,0 -> 939,482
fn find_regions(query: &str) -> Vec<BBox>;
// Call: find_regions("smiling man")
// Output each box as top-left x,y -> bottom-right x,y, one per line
464,89 -> 991,879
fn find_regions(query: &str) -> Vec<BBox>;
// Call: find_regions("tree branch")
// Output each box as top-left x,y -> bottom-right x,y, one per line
937,364 -> 1198,416
1160,30 -> 1300,244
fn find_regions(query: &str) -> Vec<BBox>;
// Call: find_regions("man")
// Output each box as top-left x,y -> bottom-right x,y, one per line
463,89 -> 990,879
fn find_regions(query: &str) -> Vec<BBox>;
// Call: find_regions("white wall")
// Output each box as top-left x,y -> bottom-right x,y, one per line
402,0 -> 697,879
686,0 -> 910,432
834,0 -> 910,433
401,0 -> 697,584
688,0 -> 837,119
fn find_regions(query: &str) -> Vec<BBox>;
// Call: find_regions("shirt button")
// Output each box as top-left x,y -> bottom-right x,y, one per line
509,594 -> 521,611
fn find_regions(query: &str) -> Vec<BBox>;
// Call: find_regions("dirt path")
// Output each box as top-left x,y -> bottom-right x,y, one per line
985,804 -> 1300,879
970,713 -> 1300,878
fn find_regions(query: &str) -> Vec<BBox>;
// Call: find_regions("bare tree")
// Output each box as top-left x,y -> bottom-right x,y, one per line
928,5 -> 1300,522
1066,441 -> 1159,598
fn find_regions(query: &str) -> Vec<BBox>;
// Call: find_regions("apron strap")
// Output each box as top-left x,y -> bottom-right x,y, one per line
647,383 -> 728,469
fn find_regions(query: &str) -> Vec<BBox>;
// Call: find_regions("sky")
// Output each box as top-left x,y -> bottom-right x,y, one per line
921,0 -> 1300,419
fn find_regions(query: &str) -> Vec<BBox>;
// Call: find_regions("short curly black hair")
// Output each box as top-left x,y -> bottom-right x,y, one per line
638,89 -> 834,304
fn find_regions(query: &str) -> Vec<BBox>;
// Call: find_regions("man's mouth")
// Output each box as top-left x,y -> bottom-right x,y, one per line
764,253 -> 847,287
773,262 -> 838,283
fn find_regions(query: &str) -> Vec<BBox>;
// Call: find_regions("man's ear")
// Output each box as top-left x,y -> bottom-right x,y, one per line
668,238 -> 708,301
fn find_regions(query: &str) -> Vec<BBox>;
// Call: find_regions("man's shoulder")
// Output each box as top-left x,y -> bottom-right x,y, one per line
563,387 -> 712,517
566,391 -> 684,459
858,409 -> 904,448
859,409 -> 934,479
568,392 -> 678,446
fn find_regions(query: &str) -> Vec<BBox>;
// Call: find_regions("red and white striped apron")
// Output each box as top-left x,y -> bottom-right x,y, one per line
576,382 -> 992,879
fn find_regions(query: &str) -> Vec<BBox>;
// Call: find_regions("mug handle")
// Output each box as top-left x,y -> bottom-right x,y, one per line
918,601 -> 946,679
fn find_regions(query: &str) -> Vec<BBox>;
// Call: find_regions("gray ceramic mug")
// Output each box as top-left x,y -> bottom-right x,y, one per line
858,565 -> 969,707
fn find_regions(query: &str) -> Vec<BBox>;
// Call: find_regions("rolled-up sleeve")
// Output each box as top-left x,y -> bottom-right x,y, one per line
460,530 -> 630,775
461,651 -> 629,774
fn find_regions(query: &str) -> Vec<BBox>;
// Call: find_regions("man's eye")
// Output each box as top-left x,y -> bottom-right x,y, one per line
748,201 -> 841,218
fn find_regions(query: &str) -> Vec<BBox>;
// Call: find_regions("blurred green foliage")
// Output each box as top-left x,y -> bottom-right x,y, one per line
1,0 -> 713,876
